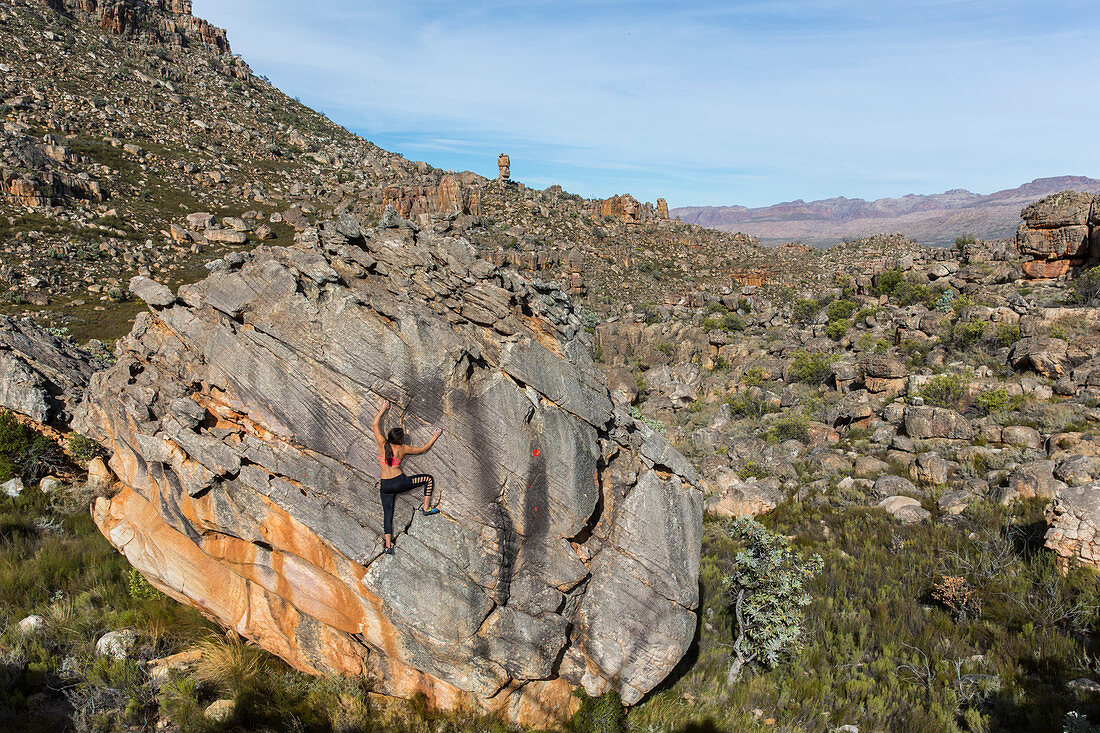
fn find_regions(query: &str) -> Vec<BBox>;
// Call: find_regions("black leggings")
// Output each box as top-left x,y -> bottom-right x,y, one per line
379,473 -> 434,535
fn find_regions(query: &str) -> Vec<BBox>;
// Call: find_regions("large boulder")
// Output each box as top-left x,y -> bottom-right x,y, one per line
74,219 -> 702,724
0,316 -> 107,427
1045,481 -> 1100,573
903,405 -> 973,440
1009,337 -> 1070,378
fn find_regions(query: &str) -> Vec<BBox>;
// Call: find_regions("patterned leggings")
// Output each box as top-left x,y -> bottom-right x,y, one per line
379,473 -> 434,535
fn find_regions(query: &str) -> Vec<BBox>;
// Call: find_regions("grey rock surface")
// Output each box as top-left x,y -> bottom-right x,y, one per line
0,316 -> 107,427
74,220 -> 702,722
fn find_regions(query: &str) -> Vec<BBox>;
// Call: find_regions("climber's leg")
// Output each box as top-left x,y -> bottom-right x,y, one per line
380,475 -> 415,549
409,473 -> 436,512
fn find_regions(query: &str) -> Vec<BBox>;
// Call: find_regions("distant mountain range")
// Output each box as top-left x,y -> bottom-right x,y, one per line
672,176 -> 1100,247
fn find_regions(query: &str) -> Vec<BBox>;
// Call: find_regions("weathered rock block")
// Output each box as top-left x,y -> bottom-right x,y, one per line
0,316 -> 107,427
74,219 -> 701,724
1045,481 -> 1100,572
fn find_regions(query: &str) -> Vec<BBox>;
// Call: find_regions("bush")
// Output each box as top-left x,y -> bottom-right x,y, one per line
931,575 -> 982,622
874,268 -> 904,296
893,281 -> 935,308
67,434 -> 107,463
917,373 -> 966,408
1071,266 -> 1100,305
771,414 -> 810,443
723,517 -> 823,682
946,320 -> 988,350
993,323 -> 1022,348
0,410 -> 64,482
825,320 -> 848,341
825,298 -> 857,322
792,298 -> 821,323
741,367 -> 768,388
570,690 -> 627,733
702,312 -> 745,332
974,387 -> 1024,416
788,350 -> 834,385
726,393 -> 776,420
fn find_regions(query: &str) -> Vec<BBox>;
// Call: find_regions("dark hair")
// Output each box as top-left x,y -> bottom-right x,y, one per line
384,427 -> 404,466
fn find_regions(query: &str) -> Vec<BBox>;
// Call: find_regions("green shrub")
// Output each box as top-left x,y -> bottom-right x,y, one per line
771,414 -> 811,442
1071,266 -> 1100,305
702,312 -> 745,332
792,298 -> 821,323
947,320 -> 988,350
825,298 -> 857,322
726,393 -> 776,419
742,367 -> 768,388
973,387 -> 1023,416
127,568 -> 162,600
993,323 -> 1022,348
874,268 -> 904,296
724,517 -> 823,682
788,350 -> 834,385
67,434 -> 108,463
570,690 -> 627,733
825,320 -> 848,340
0,410 -> 64,482
893,281 -> 935,308
917,373 -> 966,408
739,460 -> 771,480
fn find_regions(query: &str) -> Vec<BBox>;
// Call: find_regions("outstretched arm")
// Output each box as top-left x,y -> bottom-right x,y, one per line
404,428 -> 442,456
371,400 -> 389,449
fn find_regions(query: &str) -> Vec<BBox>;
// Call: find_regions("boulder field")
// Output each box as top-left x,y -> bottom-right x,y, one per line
70,212 -> 702,724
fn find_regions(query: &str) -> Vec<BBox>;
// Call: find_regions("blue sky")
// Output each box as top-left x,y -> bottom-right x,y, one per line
193,1 -> 1100,208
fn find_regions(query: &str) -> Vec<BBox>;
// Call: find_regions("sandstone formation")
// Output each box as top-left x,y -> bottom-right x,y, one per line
498,153 -> 510,182
73,216 -> 702,724
0,316 -> 106,427
376,172 -> 483,223
656,198 -> 670,220
1017,191 -> 1100,279
1045,481 -> 1100,573
47,0 -> 236,57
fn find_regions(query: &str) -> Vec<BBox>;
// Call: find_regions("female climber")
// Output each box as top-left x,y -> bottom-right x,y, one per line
372,399 -> 442,555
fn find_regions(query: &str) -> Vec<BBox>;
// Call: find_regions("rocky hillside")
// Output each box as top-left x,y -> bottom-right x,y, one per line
3,1 -> 1100,731
674,176 -> 1100,247
1,0 -> 772,345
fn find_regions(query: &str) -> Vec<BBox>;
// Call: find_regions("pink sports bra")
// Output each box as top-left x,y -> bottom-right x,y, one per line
379,451 -> 402,468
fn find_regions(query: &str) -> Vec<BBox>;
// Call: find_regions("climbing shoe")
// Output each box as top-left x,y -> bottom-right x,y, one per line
422,507 -> 440,516
382,545 -> 395,555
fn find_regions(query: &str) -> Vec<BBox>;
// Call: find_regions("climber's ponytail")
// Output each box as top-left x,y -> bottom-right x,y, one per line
385,427 -> 404,466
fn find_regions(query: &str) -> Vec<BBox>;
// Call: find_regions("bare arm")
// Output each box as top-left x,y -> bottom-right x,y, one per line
404,428 -> 442,456
371,400 -> 389,449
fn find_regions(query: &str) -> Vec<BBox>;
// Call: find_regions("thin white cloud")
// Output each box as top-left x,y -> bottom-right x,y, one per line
195,0 -> 1100,206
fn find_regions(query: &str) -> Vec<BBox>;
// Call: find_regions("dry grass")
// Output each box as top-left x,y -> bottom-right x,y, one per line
190,631 -> 271,695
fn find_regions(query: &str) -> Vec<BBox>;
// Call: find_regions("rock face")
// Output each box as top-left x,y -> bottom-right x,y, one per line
1045,482 -> 1100,572
74,217 -> 702,724
0,316 -> 107,427
48,0 -> 235,56
656,198 -> 670,220
498,153 -> 510,182
1016,191 -> 1100,279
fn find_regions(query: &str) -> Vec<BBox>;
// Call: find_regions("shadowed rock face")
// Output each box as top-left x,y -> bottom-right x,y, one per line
0,316 -> 106,427
74,215 -> 701,724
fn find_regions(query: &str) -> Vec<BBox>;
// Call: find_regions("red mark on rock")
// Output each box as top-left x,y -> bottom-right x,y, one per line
532,449 -> 540,458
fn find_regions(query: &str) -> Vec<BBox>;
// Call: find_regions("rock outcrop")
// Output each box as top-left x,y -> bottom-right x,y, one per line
47,0 -> 234,55
1017,191 -> 1100,279
74,216 -> 702,724
0,316 -> 106,427
498,153 -> 510,182
1045,482 -> 1100,572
